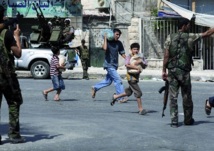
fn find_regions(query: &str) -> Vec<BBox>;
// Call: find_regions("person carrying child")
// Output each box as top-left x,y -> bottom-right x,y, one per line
111,43 -> 148,115
42,46 -> 66,101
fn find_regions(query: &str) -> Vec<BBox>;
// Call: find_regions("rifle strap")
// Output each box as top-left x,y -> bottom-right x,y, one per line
0,29 -> 7,73
0,29 -> 8,56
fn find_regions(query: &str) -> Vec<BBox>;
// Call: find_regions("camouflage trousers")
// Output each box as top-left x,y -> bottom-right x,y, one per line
0,73 -> 23,138
168,68 -> 193,125
81,59 -> 89,78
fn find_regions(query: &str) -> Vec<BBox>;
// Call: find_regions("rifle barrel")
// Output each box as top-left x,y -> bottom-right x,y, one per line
32,3 -> 39,15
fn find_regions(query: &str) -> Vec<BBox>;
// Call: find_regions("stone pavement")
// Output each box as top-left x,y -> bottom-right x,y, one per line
16,66 -> 214,82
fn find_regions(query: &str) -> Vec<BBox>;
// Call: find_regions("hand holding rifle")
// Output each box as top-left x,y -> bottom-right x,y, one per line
159,71 -> 169,117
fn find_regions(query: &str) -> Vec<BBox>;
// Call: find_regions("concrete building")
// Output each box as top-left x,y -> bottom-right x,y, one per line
11,0 -> 214,70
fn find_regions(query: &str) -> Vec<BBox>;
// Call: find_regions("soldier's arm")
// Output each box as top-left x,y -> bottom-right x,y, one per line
162,35 -> 170,80
0,23 -> 4,30
201,28 -> 214,37
11,25 -> 22,58
162,49 -> 169,73
162,48 -> 169,80
75,47 -> 80,55
189,29 -> 214,54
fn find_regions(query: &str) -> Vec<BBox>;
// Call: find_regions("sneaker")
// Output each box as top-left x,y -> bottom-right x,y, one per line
139,109 -> 147,115
91,87 -> 96,98
8,136 -> 25,144
184,118 -> 195,126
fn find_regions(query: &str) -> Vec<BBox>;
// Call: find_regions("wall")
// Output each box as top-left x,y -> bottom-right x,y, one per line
127,17 -> 205,70
169,0 -> 190,9
4,0 -> 82,18
195,0 -> 214,15
158,0 -> 214,14
113,0 -> 157,23
84,18 -> 129,67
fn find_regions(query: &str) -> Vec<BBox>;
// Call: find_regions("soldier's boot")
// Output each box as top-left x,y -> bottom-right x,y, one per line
83,70 -> 89,80
171,122 -> 178,128
8,135 -> 25,144
183,106 -> 194,125
8,130 -> 25,144
171,121 -> 178,128
184,118 -> 195,126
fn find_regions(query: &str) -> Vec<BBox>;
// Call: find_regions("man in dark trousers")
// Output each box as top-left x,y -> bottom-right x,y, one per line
0,5 -> 25,144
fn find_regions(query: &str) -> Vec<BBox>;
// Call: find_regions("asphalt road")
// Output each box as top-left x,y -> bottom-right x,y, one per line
0,79 -> 214,151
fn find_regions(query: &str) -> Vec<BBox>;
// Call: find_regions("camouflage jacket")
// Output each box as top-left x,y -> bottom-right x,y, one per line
0,29 -> 15,75
164,32 -> 202,71
79,45 -> 89,59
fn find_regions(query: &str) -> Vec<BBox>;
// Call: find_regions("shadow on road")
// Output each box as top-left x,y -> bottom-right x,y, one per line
62,99 -> 79,102
113,110 -> 158,114
193,120 -> 214,125
0,122 -> 62,144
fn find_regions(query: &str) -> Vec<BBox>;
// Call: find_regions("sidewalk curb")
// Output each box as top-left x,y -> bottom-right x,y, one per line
16,68 -> 214,82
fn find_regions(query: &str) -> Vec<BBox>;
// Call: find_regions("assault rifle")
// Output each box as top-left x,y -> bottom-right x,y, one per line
158,80 -> 169,117
0,12 -> 23,30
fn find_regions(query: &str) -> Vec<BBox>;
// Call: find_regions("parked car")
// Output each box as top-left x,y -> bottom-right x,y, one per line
15,36 -> 77,79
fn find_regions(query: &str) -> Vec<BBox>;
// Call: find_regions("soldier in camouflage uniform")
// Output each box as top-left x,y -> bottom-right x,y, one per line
76,39 -> 90,80
0,5 -> 25,143
162,18 -> 214,128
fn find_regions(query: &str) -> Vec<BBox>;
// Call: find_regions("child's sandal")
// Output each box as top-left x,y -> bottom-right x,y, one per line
110,93 -> 117,106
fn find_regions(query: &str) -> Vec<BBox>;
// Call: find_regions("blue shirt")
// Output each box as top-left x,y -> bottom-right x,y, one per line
103,40 -> 125,69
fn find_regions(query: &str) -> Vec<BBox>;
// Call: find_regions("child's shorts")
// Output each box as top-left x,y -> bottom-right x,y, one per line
125,80 -> 142,98
51,75 -> 65,90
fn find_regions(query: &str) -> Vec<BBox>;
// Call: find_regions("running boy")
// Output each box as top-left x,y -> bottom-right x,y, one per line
42,46 -> 65,101
111,43 -> 147,115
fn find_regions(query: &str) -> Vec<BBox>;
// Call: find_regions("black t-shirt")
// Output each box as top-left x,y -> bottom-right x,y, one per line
1,29 -> 17,65
4,30 -> 17,51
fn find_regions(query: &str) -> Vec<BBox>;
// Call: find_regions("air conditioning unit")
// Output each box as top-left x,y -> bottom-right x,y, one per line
95,0 -> 110,9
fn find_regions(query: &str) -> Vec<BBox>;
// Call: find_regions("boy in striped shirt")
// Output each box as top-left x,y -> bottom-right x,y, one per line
42,46 -> 66,101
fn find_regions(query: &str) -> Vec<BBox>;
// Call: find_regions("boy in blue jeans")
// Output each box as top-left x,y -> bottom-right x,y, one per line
43,46 -> 65,101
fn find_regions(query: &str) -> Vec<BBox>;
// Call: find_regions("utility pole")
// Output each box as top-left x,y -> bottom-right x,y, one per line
192,0 -> 196,12
131,0 -> 134,18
